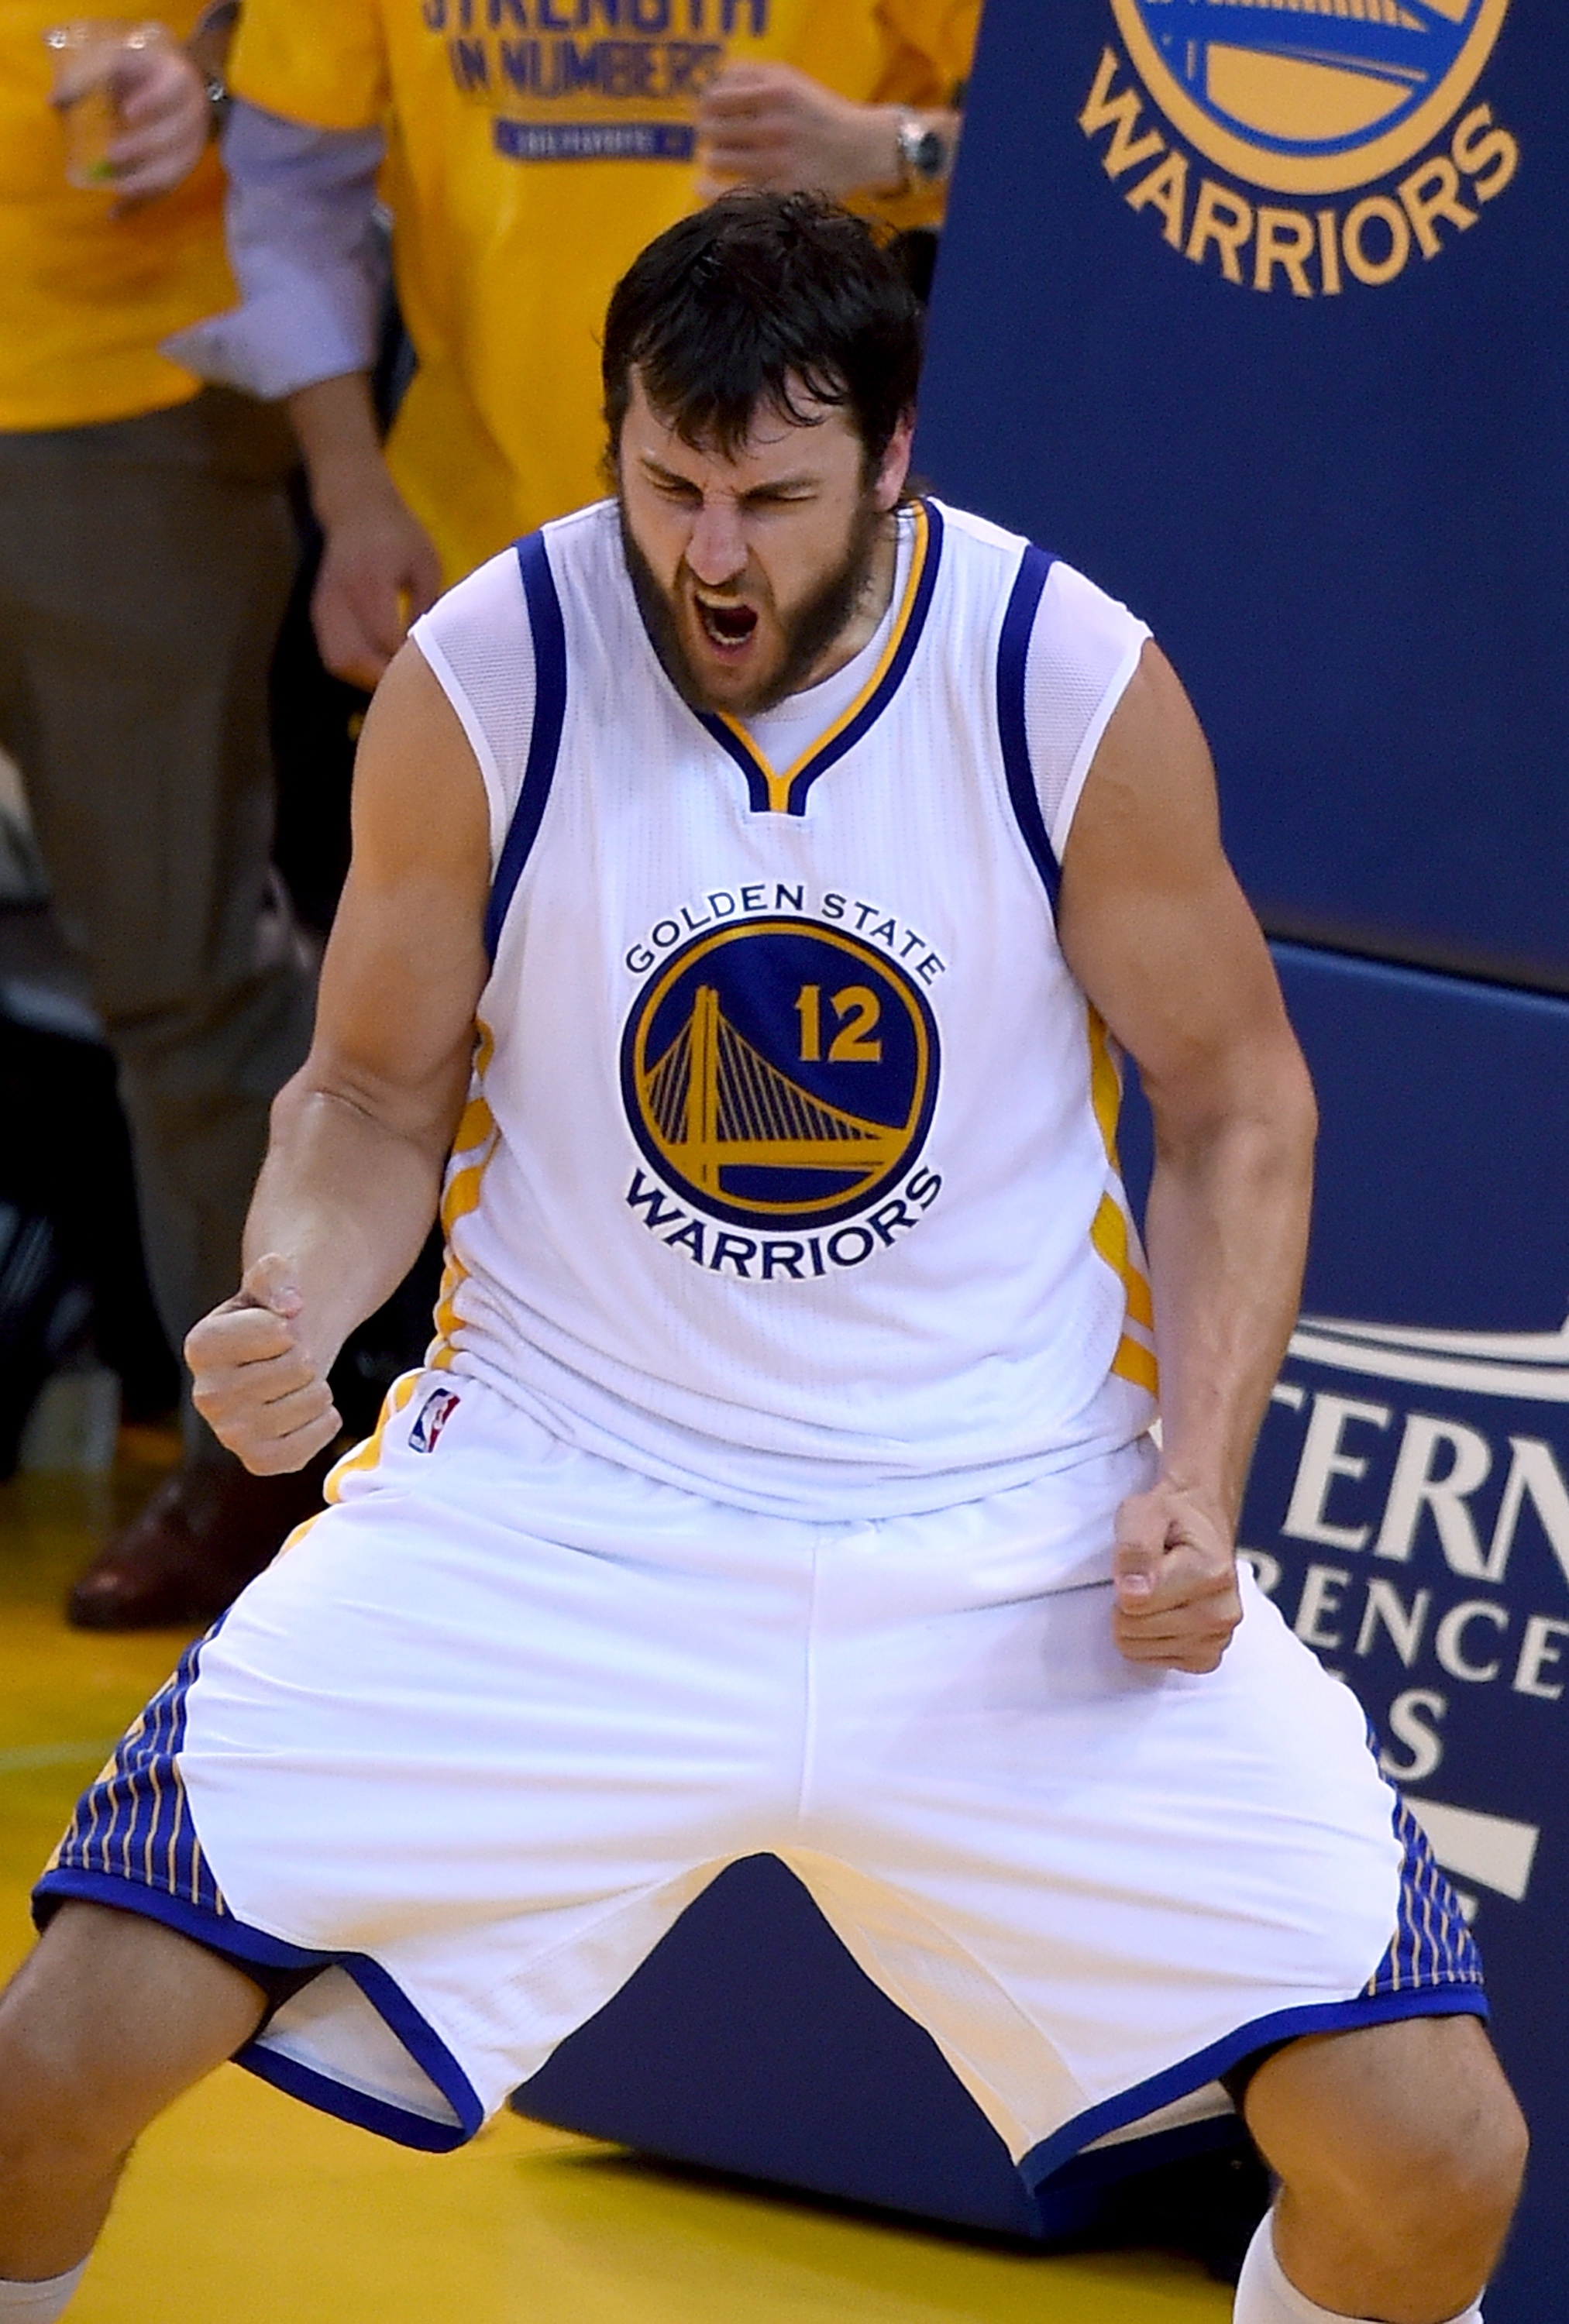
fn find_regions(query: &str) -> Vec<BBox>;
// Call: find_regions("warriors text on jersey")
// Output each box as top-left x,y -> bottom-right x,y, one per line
410,495 -> 1159,1520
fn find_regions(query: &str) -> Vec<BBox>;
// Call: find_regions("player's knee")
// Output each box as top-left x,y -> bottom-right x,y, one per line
0,1920 -> 166,2190
0,2010 -> 127,2191
1306,2054 -> 1526,2261
1440,2068 -> 1530,2245
1256,2015 -> 1529,2278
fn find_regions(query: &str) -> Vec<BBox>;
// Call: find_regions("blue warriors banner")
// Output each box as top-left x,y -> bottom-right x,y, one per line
914,5 -> 1569,2303
919,0 -> 1568,992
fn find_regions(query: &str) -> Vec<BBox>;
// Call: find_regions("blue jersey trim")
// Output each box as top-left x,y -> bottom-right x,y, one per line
1019,1985 -> 1487,2191
237,2044 -> 467,2154
1030,2108 -> 1248,2237
1375,1796 -> 1485,1995
483,531 -> 569,961
996,543 -> 1061,912
44,1624 -> 229,1914
697,711 -> 776,815
33,1868 -> 483,2154
35,1865 -> 304,1961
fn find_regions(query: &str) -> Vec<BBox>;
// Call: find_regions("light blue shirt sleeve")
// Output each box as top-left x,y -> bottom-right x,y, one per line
160,100 -> 388,401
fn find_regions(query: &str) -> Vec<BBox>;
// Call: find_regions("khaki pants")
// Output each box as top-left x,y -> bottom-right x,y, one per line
0,387 -> 315,1456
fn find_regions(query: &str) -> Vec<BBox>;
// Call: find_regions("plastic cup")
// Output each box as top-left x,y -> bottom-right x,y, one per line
44,19 -> 166,190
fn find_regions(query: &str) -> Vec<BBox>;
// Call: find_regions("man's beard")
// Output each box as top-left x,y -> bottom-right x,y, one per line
618,495 -> 883,718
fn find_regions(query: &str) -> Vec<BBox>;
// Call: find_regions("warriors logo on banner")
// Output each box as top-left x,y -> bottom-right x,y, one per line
1080,0 -> 1519,291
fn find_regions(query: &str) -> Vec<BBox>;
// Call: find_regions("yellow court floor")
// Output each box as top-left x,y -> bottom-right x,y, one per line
0,1456 -> 1231,2324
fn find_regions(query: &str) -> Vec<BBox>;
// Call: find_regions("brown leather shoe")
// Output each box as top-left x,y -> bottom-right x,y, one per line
66,1452 -> 339,1631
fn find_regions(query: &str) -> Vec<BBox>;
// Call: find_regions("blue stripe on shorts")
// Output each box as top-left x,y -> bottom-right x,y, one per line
1021,1784 -> 1485,2189
43,1628 -> 233,1923
1365,1796 -> 1484,1999
34,1621 -> 484,2154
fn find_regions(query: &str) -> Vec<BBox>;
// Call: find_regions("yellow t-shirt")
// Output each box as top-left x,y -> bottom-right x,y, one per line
0,1 -> 235,431
232,0 -> 979,580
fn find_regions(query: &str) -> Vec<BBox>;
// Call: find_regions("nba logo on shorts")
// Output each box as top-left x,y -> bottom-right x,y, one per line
409,1387 -> 460,1454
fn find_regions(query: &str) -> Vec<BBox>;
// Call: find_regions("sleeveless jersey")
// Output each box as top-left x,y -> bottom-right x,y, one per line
410,496 -> 1158,1519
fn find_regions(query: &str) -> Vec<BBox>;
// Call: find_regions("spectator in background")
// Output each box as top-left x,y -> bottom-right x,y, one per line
0,0 -> 323,1627
174,1 -> 979,691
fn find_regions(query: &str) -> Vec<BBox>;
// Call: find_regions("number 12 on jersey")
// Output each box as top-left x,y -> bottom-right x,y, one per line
795,984 -> 883,1063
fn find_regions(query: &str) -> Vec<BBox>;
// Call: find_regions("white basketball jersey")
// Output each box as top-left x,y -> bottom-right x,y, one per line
410,497 -> 1157,1518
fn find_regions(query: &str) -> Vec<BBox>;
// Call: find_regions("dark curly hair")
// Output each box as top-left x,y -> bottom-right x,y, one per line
602,189 -> 923,477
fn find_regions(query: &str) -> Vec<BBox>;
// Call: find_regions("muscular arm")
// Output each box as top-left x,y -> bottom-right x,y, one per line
188,646 -> 490,1470
1057,643 -> 1316,1669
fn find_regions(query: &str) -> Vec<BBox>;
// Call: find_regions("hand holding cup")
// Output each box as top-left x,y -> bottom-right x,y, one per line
46,18 -> 210,206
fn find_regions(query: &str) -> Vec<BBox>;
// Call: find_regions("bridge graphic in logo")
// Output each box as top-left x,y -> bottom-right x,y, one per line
621,920 -> 938,1231
641,985 -> 905,1203
1110,0 -> 1511,191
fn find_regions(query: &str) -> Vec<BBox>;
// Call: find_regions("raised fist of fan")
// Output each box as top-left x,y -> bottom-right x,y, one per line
186,1253 -> 342,1476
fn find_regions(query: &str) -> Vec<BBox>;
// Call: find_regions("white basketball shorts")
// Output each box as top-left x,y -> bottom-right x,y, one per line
38,1367 -> 1482,2173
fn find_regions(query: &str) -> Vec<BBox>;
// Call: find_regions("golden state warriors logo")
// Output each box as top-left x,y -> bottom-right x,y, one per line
1113,0 -> 1508,194
1083,1 -> 1519,292
621,920 -> 938,1237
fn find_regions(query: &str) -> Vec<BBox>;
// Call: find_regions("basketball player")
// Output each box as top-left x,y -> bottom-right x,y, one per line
0,195 -> 1524,2324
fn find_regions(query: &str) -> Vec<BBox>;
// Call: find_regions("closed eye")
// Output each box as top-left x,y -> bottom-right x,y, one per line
636,459 -> 821,512
739,485 -> 817,510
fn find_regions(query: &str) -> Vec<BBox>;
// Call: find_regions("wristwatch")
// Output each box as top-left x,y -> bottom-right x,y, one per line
896,114 -> 950,187
188,0 -> 239,136
201,67 -> 231,137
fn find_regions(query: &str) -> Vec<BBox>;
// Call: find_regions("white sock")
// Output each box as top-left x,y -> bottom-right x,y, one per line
0,2267 -> 87,2321
1233,2212 -> 1483,2324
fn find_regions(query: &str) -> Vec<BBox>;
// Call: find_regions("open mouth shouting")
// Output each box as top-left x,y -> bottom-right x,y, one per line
693,589 -> 761,656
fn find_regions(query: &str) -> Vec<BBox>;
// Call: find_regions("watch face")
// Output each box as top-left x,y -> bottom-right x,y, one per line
912,127 -> 945,180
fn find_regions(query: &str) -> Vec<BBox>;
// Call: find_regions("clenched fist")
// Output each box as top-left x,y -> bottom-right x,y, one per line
186,1253 -> 342,1476
1111,1479 -> 1244,1673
